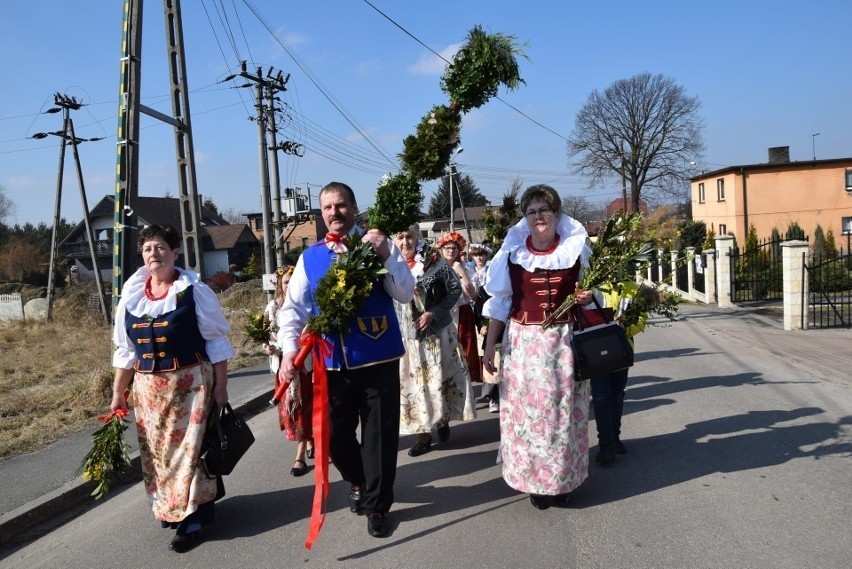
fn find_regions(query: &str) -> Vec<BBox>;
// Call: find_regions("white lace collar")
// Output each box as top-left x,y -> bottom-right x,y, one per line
122,266 -> 199,318
495,215 -> 589,272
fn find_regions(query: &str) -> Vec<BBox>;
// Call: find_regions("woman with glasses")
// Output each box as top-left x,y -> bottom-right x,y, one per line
438,231 -> 482,382
482,185 -> 594,510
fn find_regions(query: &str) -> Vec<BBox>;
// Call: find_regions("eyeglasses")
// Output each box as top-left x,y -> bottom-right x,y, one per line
441,245 -> 459,251
524,207 -> 553,219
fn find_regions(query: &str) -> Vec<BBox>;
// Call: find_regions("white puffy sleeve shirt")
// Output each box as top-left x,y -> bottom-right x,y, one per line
112,267 -> 235,370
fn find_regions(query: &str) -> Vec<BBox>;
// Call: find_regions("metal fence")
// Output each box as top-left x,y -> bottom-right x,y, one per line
730,237 -> 785,302
804,248 -> 852,329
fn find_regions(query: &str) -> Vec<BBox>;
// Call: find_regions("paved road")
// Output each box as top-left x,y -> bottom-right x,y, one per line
1,304 -> 850,568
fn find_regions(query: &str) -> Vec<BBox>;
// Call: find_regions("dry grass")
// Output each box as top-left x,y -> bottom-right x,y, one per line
0,280 -> 269,461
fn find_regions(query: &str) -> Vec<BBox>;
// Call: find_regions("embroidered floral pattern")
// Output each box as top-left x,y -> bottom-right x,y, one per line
396,299 -> 475,434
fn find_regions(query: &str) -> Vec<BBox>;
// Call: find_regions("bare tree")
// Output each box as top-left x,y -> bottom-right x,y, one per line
568,73 -> 704,212
0,185 -> 15,225
219,207 -> 246,225
561,195 -> 596,224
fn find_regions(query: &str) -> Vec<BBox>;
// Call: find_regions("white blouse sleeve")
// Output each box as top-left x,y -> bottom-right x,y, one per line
193,281 -> 236,363
111,293 -> 138,370
482,249 -> 512,323
381,240 -> 416,303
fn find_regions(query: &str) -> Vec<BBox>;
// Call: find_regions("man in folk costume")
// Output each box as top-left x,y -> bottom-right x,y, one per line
278,182 -> 415,539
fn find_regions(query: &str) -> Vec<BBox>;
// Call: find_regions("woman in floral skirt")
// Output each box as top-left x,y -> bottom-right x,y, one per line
265,266 -> 313,477
393,224 -> 476,456
482,185 -> 594,510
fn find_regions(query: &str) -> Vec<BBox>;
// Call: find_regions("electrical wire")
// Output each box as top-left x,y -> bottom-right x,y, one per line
360,0 -> 569,141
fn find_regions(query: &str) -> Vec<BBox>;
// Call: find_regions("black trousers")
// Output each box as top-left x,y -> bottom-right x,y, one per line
327,360 -> 401,515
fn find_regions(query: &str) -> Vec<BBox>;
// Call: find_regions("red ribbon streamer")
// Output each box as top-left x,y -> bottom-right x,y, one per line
300,332 -> 333,550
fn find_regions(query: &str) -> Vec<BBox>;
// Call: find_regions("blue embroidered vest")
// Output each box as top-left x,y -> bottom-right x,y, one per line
302,241 -> 404,370
125,286 -> 208,373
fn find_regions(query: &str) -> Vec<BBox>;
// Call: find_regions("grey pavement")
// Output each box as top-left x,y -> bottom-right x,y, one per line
1,303 -> 850,568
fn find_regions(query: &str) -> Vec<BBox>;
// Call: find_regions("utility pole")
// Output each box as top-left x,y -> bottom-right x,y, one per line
161,0 -> 204,276
35,94 -> 109,324
449,147 -> 463,232
265,72 -> 291,268
237,63 -> 290,296
113,0 -> 143,311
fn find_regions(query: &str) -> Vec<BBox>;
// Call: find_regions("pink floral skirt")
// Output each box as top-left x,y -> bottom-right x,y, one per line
499,320 -> 590,495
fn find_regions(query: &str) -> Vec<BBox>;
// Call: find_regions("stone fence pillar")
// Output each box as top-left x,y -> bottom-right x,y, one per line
670,250 -> 678,289
685,247 -> 695,299
715,235 -> 735,307
782,240 -> 809,330
704,249 -> 717,304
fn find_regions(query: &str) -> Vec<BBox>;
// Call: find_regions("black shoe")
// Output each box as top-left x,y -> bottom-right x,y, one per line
306,439 -> 315,459
290,459 -> 309,477
169,531 -> 202,553
529,494 -> 552,510
408,437 -> 432,457
595,444 -> 615,465
551,493 -> 571,508
614,439 -> 627,454
349,487 -> 364,515
437,424 -> 451,443
367,512 -> 390,537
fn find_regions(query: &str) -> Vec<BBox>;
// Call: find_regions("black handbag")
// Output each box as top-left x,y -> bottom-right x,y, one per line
571,298 -> 634,381
200,403 -> 255,477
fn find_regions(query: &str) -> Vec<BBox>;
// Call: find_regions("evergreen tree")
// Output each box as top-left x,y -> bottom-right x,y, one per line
812,225 -> 826,260
427,170 -> 487,218
824,228 -> 839,260
202,197 -> 219,215
785,221 -> 805,240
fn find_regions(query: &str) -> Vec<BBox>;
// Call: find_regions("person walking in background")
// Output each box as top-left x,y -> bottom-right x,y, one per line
438,232 -> 482,391
110,224 -> 234,553
393,224 -> 476,457
278,182 -> 415,538
590,281 -> 652,465
470,243 -> 500,413
264,266 -> 314,477
482,185 -> 594,511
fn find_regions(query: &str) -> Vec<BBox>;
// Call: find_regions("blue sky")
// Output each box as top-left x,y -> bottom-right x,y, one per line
1,0 -> 850,226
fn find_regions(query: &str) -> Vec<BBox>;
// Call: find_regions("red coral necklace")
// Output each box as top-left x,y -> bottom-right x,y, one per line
526,234 -> 560,256
145,270 -> 179,301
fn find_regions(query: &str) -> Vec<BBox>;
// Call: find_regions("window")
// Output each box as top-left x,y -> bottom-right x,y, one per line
716,179 -> 725,201
698,183 -> 705,203
301,237 -> 309,248
719,224 -> 727,235
845,170 -> 852,191
842,217 -> 852,235
254,218 -> 263,231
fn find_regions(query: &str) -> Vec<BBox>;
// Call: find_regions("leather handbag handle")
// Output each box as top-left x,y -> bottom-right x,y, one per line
574,294 -> 612,331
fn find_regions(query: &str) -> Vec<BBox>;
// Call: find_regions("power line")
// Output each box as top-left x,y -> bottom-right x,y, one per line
360,0 -> 568,141
240,0 -> 397,168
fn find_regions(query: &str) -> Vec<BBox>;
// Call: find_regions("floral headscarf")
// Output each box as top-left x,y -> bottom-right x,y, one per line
436,231 -> 467,252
